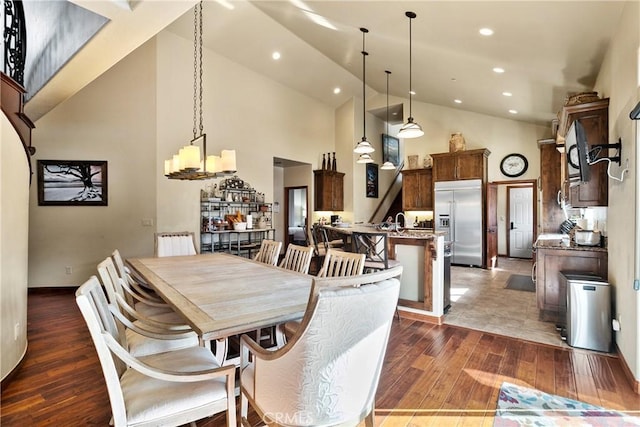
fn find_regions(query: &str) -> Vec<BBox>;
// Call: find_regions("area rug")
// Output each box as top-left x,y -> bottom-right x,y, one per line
495,382 -> 640,426
505,274 -> 535,292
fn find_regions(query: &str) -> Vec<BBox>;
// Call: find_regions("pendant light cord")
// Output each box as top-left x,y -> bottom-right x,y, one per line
361,28 -> 369,140
386,70 -> 391,134
407,12 -> 413,119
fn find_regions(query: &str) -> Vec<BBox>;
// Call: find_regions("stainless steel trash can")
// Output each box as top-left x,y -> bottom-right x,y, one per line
563,273 -> 611,352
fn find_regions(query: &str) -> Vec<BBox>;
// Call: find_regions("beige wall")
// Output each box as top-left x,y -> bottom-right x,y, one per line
1,115 -> 30,379
593,0 -> 640,380
28,38 -> 158,286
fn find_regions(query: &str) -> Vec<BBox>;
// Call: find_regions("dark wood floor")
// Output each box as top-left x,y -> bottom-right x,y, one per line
2,288 -> 639,426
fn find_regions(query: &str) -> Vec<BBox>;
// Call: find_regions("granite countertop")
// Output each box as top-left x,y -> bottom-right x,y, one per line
534,240 -> 607,252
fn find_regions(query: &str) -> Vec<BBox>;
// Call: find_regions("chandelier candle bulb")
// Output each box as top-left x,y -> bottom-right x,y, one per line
221,149 -> 237,173
182,144 -> 201,170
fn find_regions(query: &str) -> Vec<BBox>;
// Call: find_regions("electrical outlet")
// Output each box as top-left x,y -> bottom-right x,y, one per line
65,266 -> 73,275
14,323 -> 19,340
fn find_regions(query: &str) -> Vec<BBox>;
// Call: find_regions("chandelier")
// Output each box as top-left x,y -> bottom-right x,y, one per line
164,1 -> 236,180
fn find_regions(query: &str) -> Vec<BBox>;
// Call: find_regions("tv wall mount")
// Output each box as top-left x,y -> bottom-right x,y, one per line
587,138 -> 622,165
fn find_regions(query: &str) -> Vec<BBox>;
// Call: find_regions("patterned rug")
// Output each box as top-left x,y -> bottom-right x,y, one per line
495,382 -> 640,426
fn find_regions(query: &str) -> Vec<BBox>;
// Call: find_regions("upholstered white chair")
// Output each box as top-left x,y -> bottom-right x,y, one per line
240,266 -> 402,427
253,239 -> 282,266
76,276 -> 236,427
154,231 -> 197,257
317,248 -> 365,277
97,257 -> 199,357
279,243 -> 314,274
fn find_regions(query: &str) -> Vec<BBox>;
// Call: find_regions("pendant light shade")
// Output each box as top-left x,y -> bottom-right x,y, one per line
381,70 -> 396,170
356,153 -> 374,164
353,28 -> 375,155
398,11 -> 424,139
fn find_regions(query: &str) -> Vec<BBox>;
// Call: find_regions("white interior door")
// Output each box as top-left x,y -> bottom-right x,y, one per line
508,186 -> 533,259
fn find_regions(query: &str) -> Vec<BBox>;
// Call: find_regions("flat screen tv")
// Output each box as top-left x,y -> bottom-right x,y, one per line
565,119 -> 591,185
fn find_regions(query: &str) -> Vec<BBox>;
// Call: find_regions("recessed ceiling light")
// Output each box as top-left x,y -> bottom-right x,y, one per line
479,28 -> 494,36
509,109 -> 518,114
502,92 -> 512,97
454,99 -> 462,104
451,77 -> 457,82
272,51 -> 281,60
333,87 -> 341,94
493,67 -> 505,74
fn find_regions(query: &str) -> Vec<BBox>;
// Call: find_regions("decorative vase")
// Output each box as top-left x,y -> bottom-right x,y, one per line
449,132 -> 466,152
423,155 -> 433,168
407,155 -> 419,169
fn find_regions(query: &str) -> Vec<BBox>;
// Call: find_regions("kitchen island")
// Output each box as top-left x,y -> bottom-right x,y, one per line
321,225 -> 446,323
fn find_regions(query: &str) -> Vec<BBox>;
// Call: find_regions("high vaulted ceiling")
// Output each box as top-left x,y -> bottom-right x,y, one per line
27,0 -> 625,129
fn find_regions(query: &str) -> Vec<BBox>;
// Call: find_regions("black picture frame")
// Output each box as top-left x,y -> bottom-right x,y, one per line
37,160 -> 108,206
382,134 -> 400,166
366,163 -> 379,198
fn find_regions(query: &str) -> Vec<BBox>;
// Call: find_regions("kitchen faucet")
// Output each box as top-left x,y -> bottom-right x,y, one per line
395,212 -> 406,233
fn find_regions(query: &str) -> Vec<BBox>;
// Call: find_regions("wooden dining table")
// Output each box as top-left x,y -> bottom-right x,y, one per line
127,253 -> 313,363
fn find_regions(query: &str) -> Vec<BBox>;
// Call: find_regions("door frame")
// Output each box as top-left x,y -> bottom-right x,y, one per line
283,186 -> 309,249
485,179 -> 537,264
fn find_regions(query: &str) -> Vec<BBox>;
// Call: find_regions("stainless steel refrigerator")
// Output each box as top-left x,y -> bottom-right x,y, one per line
434,179 -> 483,267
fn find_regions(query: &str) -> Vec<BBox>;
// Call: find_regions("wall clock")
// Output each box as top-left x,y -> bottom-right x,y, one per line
500,153 -> 528,178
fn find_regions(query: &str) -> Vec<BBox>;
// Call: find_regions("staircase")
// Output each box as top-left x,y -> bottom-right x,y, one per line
368,161 -> 405,224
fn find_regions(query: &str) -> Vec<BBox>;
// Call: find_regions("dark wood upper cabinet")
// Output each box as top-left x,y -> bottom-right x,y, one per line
313,169 -> 344,211
431,148 -> 490,182
401,168 -> 433,211
538,138 -> 564,233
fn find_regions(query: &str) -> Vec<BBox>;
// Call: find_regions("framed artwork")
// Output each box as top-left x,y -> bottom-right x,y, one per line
366,163 -> 378,198
382,134 -> 400,166
37,160 -> 108,206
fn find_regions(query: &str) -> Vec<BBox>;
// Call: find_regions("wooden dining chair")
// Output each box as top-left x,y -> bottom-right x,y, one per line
317,248 -> 365,278
279,243 -> 314,274
240,267 -> 402,427
253,239 -> 282,266
76,276 -> 236,427
154,231 -> 197,257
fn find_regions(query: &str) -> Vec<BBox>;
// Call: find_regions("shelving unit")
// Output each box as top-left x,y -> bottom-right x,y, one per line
200,176 -> 273,257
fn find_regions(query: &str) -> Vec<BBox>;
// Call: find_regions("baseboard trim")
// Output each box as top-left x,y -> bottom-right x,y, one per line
615,342 -> 640,394
397,307 -> 443,325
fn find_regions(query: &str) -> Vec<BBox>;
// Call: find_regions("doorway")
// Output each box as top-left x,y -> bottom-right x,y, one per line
485,179 -> 537,266
284,186 -> 308,249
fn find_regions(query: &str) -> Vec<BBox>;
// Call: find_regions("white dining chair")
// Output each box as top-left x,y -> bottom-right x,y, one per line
154,231 -> 197,257
96,257 -> 199,357
240,266 -> 402,427
76,276 -> 236,427
317,248 -> 365,277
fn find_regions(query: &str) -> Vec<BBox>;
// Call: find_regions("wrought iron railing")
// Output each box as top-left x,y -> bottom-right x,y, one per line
4,0 -> 27,86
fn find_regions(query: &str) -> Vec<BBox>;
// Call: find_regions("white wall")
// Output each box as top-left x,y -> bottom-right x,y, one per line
29,38 -> 158,286
593,0 -> 640,381
0,114 -> 30,380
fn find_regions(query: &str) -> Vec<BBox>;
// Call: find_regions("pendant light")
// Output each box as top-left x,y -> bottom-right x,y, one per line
381,70 -> 396,170
397,11 -> 424,139
354,27 -> 374,156
164,1 -> 236,180
356,153 -> 374,164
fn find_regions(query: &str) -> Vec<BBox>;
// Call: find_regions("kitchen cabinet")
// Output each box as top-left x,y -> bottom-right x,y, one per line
401,168 -> 433,211
431,148 -> 490,182
557,98 -> 609,207
538,138 -> 564,233
535,246 -> 607,323
313,169 -> 344,211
